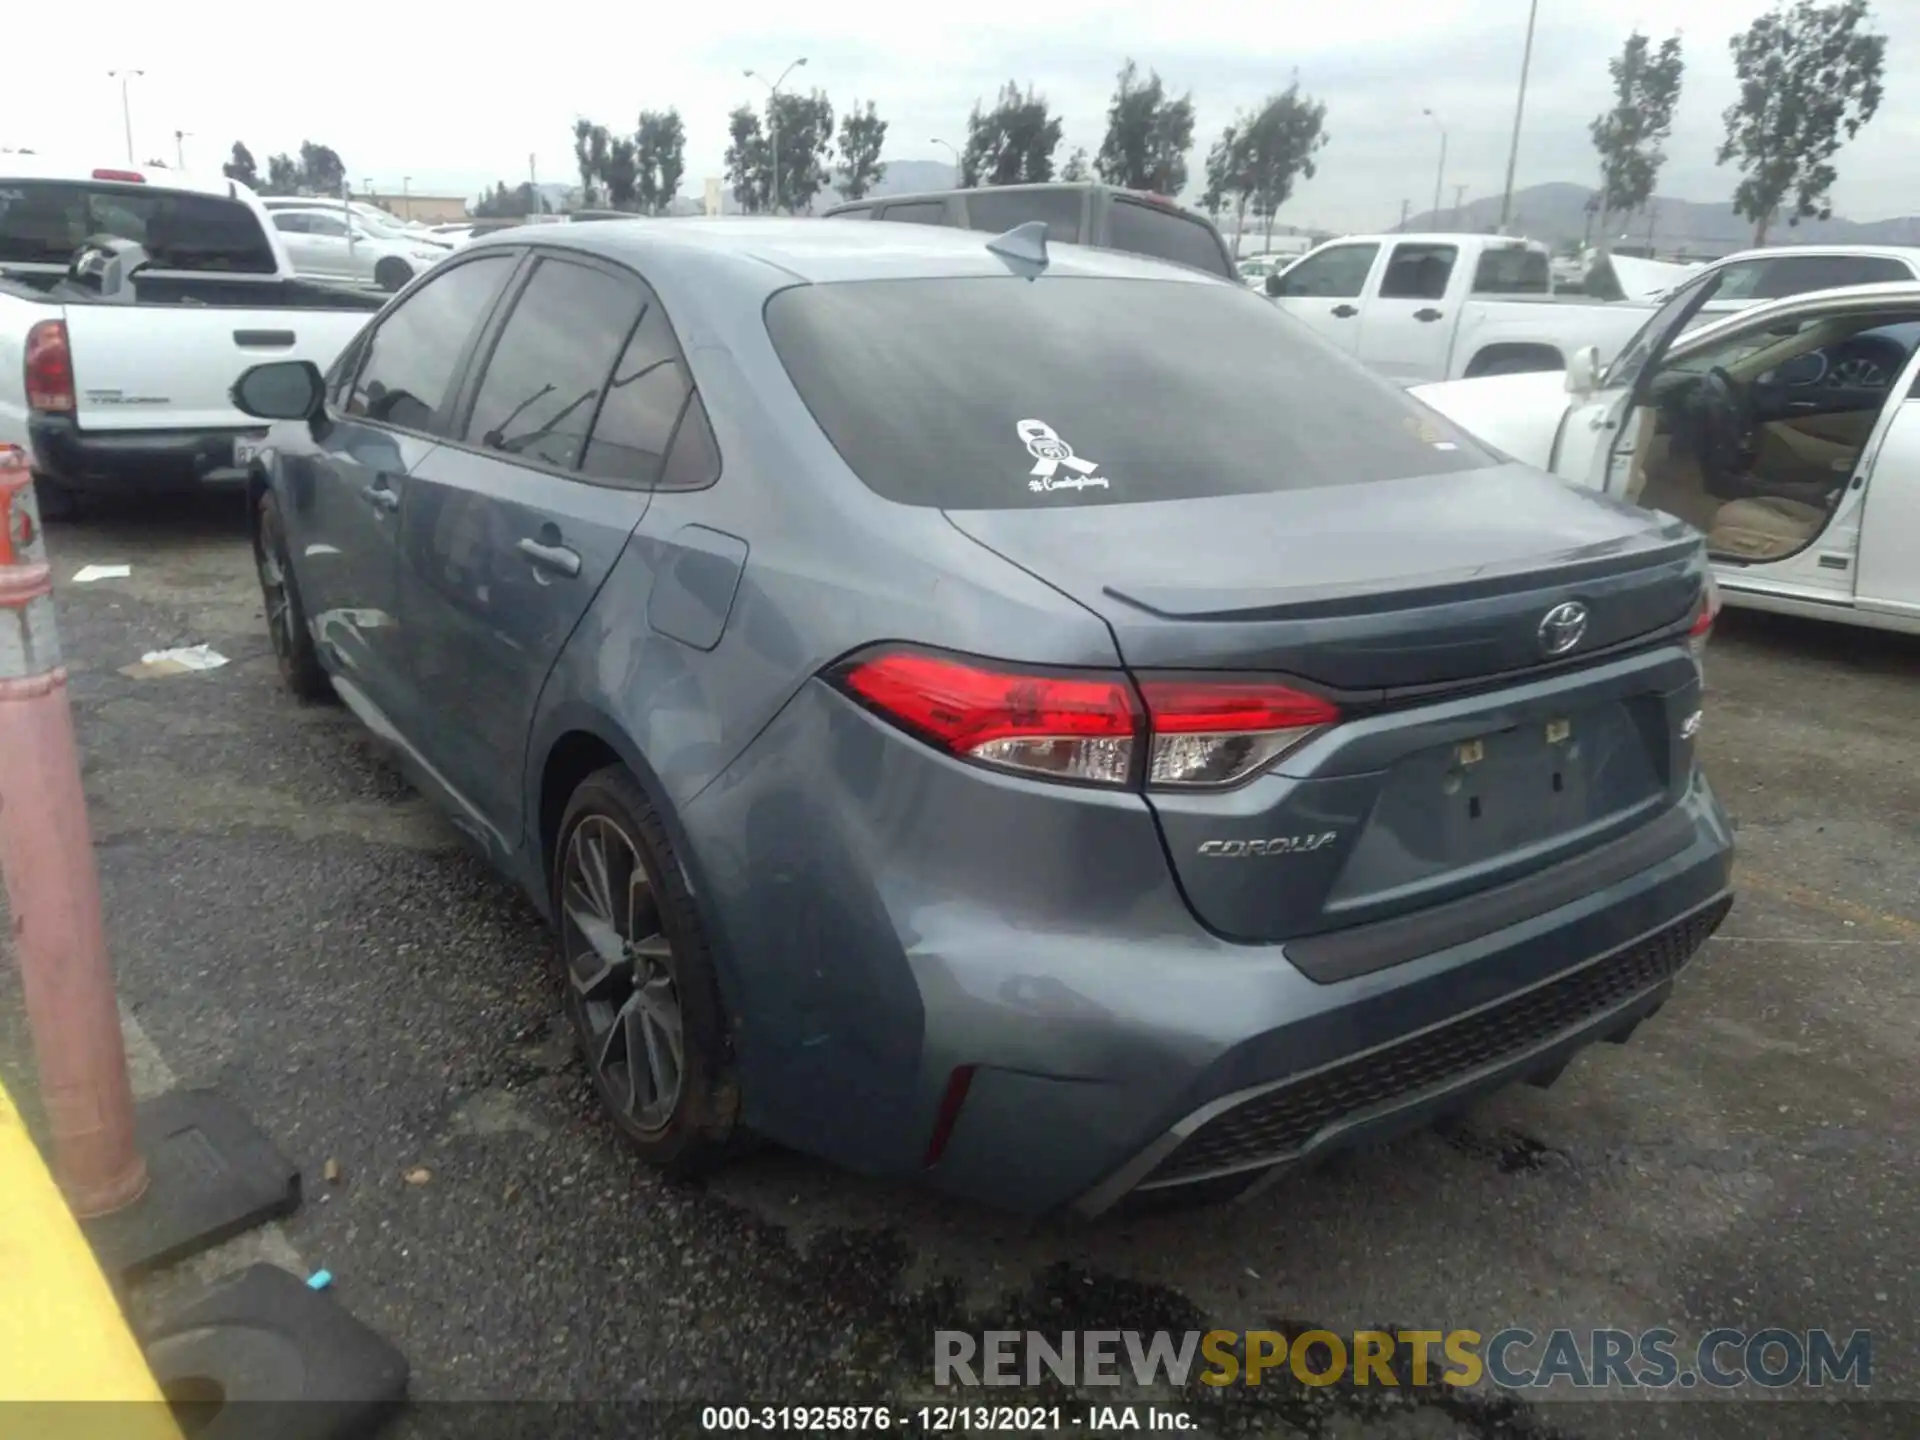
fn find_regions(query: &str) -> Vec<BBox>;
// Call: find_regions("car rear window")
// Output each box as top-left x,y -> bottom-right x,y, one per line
1472,246 -> 1551,295
1105,198 -> 1232,278
0,180 -> 277,273
764,276 -> 1494,510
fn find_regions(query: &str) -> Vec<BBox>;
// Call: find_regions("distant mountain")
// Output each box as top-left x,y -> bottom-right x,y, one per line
1404,181 -> 1920,256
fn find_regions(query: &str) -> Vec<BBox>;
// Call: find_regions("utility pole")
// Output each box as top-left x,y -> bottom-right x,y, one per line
1421,109 -> 1447,229
107,70 -> 144,165
1452,183 -> 1469,229
1498,0 -> 1540,233
1398,198 -> 1411,232
746,56 -> 808,214
173,129 -> 190,169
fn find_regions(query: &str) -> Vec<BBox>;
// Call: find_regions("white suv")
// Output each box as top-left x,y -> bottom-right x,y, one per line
261,201 -> 452,291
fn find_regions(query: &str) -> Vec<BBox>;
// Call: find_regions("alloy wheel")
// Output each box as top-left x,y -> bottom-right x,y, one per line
257,533 -> 294,662
560,814 -> 684,1134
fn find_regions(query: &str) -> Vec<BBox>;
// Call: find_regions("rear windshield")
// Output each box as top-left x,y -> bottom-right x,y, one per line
764,277 -> 1494,509
0,180 -> 276,273
1105,198 -> 1232,278
1472,246 -> 1551,295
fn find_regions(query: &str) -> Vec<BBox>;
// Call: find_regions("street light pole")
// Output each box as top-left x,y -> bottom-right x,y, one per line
932,137 -> 961,179
402,175 -> 411,221
174,129 -> 190,169
107,70 -> 144,165
745,57 -> 808,214
1498,0 -> 1540,233
1421,109 -> 1447,229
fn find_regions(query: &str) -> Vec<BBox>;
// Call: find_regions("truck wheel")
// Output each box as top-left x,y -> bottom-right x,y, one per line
375,258 -> 412,293
253,491 -> 331,701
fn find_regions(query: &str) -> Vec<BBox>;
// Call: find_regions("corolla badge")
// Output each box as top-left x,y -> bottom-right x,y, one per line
1537,601 -> 1590,657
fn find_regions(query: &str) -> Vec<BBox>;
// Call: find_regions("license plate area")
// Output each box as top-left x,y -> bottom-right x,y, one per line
233,435 -> 266,467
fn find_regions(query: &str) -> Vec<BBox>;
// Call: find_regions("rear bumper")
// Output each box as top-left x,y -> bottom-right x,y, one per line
27,414 -> 265,494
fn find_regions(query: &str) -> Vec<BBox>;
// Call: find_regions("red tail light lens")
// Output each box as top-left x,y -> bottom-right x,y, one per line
24,320 -> 75,413
1687,573 -> 1720,659
91,168 -> 146,183
832,648 -> 1341,790
1138,678 -> 1341,787
837,650 -> 1140,786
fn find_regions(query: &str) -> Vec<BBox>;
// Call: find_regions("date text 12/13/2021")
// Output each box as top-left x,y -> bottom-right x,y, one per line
702,1405 -> 1197,1431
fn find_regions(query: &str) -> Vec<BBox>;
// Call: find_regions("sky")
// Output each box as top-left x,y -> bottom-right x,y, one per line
4,0 -> 1916,232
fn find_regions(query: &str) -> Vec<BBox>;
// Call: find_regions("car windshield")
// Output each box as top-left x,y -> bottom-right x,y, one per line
764,275 -> 1495,510
1603,267 -> 1726,392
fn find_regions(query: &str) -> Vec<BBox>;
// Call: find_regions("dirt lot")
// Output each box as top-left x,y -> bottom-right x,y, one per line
3,495 -> 1915,1439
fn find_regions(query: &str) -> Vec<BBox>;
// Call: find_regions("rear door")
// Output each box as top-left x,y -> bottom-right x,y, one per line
1357,240 -> 1461,382
396,251 -> 687,846
1853,359 -> 1920,620
1268,241 -> 1381,354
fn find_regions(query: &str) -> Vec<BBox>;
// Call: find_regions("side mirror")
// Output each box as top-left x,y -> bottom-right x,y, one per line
1264,270 -> 1284,298
1564,344 -> 1601,396
231,360 -> 325,422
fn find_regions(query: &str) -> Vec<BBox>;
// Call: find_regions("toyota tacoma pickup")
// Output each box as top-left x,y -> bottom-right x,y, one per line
0,156 -> 387,515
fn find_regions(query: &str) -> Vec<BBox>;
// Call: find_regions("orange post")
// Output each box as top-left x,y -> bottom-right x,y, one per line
0,444 -> 147,1215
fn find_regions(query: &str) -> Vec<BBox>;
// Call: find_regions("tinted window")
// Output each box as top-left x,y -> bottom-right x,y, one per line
346,254 -> 514,433
1274,243 -> 1379,298
658,392 -> 721,491
0,180 -> 277,272
1106,199 -> 1231,278
1379,242 -> 1457,300
1752,254 -> 1911,300
876,201 -> 949,226
1711,260 -> 1766,301
580,295 -> 693,486
962,188 -> 1086,243
765,277 -> 1493,510
303,212 -> 350,238
272,213 -> 309,234
463,258 -> 642,471
1472,246 -> 1550,295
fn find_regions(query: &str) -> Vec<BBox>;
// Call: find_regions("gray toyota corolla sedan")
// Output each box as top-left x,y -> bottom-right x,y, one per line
231,216 -> 1734,1216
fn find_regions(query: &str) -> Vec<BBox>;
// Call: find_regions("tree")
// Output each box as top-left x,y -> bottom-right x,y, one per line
960,82 -> 1063,186
573,119 -> 608,206
725,106 -> 769,213
1061,147 -> 1089,182
1241,84 -> 1328,248
1095,59 -> 1196,194
297,141 -> 346,196
1589,32 -> 1685,258
768,90 -> 835,214
835,100 -> 888,201
637,109 -> 686,214
604,137 -> 640,210
1718,0 -> 1886,245
264,153 -> 301,195
223,141 -> 259,189
1201,124 -> 1243,241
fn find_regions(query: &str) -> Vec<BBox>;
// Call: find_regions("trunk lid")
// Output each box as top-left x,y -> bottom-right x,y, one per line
945,463 -> 1710,947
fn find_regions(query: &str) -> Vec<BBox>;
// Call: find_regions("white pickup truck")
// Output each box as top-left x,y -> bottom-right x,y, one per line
0,157 -> 386,515
1265,232 -> 1920,386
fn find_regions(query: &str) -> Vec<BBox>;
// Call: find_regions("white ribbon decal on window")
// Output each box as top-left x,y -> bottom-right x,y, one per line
1017,419 -> 1107,491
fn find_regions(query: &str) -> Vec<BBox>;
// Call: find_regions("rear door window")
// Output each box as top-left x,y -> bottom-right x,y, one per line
1750,254 -> 1912,300
1105,198 -> 1231,277
345,253 -> 516,434
0,179 -> 278,273
461,257 -> 643,472
875,201 -> 949,226
962,188 -> 1087,244
1272,243 -> 1379,298
764,276 -> 1492,510
579,292 -> 694,487
1378,243 -> 1458,300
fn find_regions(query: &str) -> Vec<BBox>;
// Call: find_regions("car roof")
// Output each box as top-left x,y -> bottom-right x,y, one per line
1714,243 -> 1920,264
459,216 -> 1230,292
1673,279 -> 1920,352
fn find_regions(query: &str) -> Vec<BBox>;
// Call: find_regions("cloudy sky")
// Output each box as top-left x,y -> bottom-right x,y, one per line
5,0 -> 1916,230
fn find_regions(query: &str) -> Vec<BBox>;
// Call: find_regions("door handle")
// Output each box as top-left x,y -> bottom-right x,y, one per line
1330,304 -> 1358,318
517,537 -> 582,578
359,482 -> 399,512
1414,308 -> 1444,322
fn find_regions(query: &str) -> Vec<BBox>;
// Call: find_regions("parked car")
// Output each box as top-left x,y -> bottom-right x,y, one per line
1235,247 -> 1309,290
230,217 -> 1732,1215
261,198 -> 454,250
1413,270 -> 1920,636
262,202 -> 453,291
1270,233 -> 1920,385
823,182 -> 1237,281
0,157 -> 387,517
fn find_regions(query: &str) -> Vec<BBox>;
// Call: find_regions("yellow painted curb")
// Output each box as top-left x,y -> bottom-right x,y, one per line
0,1079 -> 181,1436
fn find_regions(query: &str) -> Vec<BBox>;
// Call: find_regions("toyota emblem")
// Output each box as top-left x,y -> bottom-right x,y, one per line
1538,601 -> 1589,657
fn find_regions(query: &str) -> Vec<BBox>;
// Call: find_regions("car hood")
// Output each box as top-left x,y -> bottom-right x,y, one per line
1410,370 -> 1575,471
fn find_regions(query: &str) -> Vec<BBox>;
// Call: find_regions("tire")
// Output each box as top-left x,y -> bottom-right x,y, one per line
33,476 -> 79,523
253,490 -> 331,701
552,765 -> 739,1172
375,257 -> 412,293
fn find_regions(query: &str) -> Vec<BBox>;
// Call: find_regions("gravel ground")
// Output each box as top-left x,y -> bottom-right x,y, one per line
1,493 -> 1914,1439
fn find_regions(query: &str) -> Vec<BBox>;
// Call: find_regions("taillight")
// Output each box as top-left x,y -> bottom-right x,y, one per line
1137,677 -> 1340,787
832,648 -> 1340,790
24,321 -> 74,414
1687,572 -> 1720,659
91,168 -> 146,183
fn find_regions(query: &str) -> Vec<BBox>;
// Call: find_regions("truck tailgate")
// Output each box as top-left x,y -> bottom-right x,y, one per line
61,306 -> 368,433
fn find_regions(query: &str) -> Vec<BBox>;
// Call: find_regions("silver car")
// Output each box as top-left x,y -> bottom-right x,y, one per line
265,202 -> 451,291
